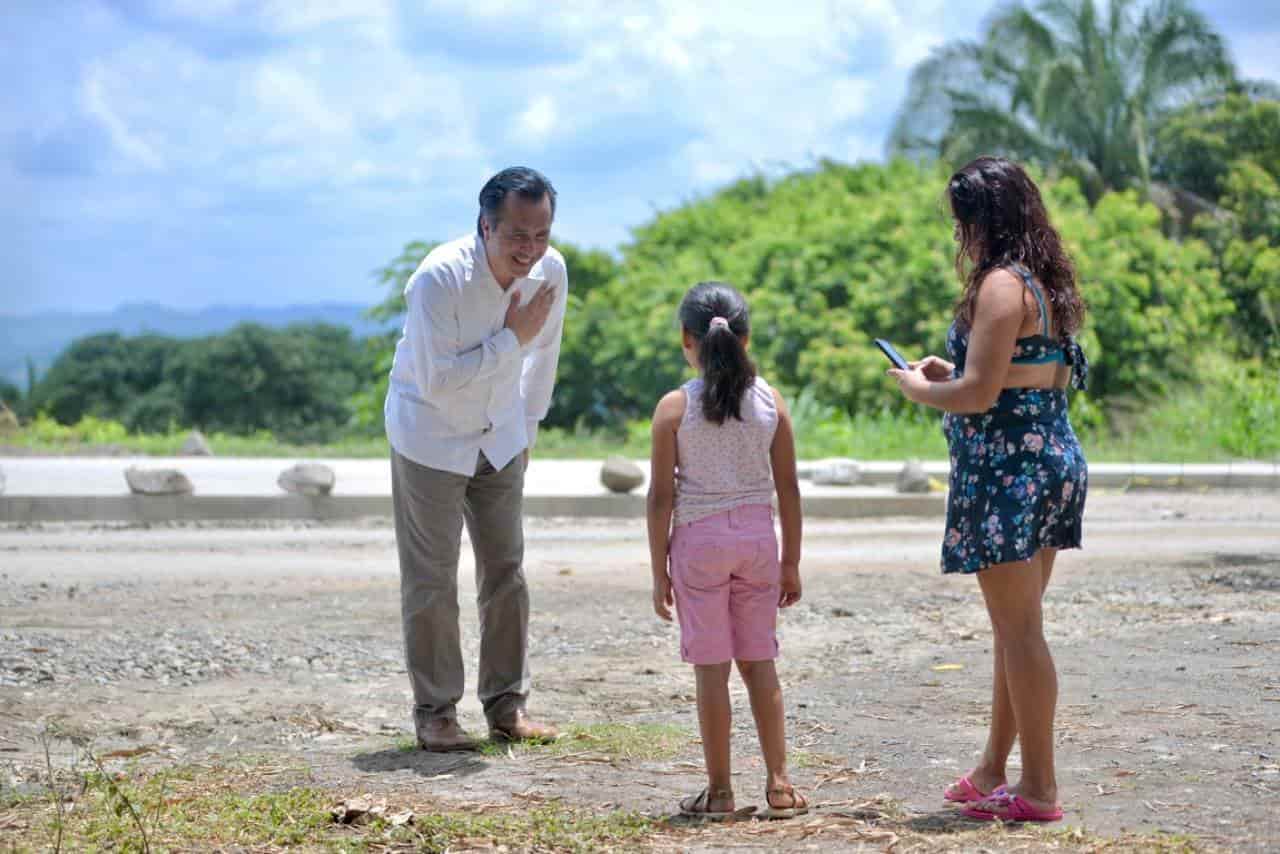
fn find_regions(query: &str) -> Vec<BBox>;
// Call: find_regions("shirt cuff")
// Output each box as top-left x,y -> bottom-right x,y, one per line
526,418 -> 540,449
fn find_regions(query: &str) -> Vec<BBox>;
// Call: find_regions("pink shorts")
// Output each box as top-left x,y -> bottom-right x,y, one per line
670,504 -> 780,665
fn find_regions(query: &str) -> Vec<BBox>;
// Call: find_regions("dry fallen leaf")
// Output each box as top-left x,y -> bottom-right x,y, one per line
932,664 -> 964,672
101,746 -> 158,759
331,795 -> 386,825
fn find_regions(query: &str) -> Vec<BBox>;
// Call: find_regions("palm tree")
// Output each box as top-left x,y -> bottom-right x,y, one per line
888,0 -> 1236,203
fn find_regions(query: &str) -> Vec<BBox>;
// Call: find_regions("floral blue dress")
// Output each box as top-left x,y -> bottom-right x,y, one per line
941,266 -> 1089,574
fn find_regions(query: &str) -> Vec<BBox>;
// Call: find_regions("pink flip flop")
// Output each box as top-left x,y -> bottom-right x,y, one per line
944,775 -> 994,804
962,790 -> 1063,823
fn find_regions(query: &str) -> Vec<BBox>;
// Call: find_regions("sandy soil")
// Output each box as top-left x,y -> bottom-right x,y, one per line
1,491 -> 1278,851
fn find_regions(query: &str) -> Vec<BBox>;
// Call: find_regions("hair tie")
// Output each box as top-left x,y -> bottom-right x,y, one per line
709,316 -> 730,330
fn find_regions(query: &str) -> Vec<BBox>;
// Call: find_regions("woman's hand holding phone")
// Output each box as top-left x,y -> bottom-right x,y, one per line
910,355 -> 955,382
881,343 -> 954,405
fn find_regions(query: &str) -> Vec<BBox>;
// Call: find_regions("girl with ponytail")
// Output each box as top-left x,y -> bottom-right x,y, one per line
646,281 -> 807,820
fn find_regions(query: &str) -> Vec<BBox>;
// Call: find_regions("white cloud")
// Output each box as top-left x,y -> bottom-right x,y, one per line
516,95 -> 558,142
252,64 -> 352,140
261,0 -> 393,35
69,0 -> 974,228
81,67 -> 164,170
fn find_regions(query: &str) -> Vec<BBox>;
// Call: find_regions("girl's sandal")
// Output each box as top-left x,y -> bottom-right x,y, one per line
678,787 -> 736,821
760,784 -> 809,820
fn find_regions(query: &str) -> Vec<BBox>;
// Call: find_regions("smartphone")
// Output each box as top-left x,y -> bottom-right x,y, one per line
874,338 -> 910,370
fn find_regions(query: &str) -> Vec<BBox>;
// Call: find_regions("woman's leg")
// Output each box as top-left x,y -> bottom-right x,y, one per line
977,553 -> 1059,807
970,548 -> 1057,793
694,661 -> 735,809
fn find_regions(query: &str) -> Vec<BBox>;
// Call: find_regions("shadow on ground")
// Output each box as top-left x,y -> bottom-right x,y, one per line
351,747 -> 490,779
902,808 -> 992,834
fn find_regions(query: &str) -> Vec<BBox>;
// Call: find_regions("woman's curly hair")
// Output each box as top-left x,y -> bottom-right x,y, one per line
948,156 -> 1085,337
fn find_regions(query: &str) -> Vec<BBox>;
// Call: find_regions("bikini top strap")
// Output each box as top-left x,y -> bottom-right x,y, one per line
1010,264 -> 1051,337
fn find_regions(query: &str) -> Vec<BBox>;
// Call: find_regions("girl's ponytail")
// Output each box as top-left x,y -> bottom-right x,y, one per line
678,282 -> 756,425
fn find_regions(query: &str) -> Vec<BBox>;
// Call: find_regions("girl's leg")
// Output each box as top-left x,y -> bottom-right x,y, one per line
738,658 -> 807,814
736,659 -> 788,789
694,662 -> 735,809
970,548 -> 1057,794
977,554 -> 1059,807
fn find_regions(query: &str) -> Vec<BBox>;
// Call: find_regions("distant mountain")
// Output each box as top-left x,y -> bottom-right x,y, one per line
0,302 -> 399,389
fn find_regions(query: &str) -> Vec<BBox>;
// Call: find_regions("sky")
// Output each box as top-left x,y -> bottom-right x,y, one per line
3,0 -> 1278,315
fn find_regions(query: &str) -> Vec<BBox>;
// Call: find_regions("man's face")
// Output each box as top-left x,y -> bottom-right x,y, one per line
481,193 -> 553,286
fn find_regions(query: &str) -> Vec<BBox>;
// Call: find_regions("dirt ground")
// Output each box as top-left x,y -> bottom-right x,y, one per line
1,491 -> 1278,851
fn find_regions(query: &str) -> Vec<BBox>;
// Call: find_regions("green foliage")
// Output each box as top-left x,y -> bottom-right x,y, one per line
172,323 -> 372,443
27,323 -> 374,443
367,239 -> 437,322
22,154 -> 1276,460
27,333 -> 183,427
890,0 -> 1237,200
558,242 -> 622,297
7,413 -> 391,457
1081,355 -> 1280,461
1179,101 -> 1280,356
1053,187 -> 1231,397
556,161 -> 954,426
788,389 -> 950,460
21,413 -> 132,446
1155,92 -> 1280,202
554,160 -> 1227,427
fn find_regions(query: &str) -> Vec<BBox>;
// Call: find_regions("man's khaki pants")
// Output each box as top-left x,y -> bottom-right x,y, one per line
390,449 -> 529,729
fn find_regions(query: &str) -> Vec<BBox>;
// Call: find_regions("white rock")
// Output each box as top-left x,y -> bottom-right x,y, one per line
896,459 -> 931,494
278,462 -> 336,496
179,430 -> 213,456
600,457 -> 645,494
810,458 -> 863,486
125,466 -> 194,496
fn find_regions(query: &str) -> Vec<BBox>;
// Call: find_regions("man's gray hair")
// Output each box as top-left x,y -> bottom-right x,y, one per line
477,167 -> 557,234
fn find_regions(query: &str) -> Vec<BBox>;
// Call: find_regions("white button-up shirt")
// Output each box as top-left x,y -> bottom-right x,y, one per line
383,233 -> 568,476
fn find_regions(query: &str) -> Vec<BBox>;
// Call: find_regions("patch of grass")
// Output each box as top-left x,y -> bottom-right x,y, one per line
393,735 -> 418,753
478,722 -> 691,762
1052,826 -> 1203,852
2,755 -> 1228,853
5,414 -> 391,458
790,748 -> 844,769
1,758 -> 661,854
399,805 -> 658,854
6,766 -> 336,852
0,787 -> 38,810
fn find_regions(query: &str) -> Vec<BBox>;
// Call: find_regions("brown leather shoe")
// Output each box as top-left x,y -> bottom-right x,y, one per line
488,708 -> 560,743
416,717 -> 478,752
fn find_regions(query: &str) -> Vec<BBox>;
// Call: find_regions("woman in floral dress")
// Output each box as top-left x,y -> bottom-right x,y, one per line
888,156 -> 1088,823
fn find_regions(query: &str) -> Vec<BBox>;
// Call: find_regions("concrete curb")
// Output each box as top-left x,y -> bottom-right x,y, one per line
0,492 -> 946,524
850,461 -> 1280,490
